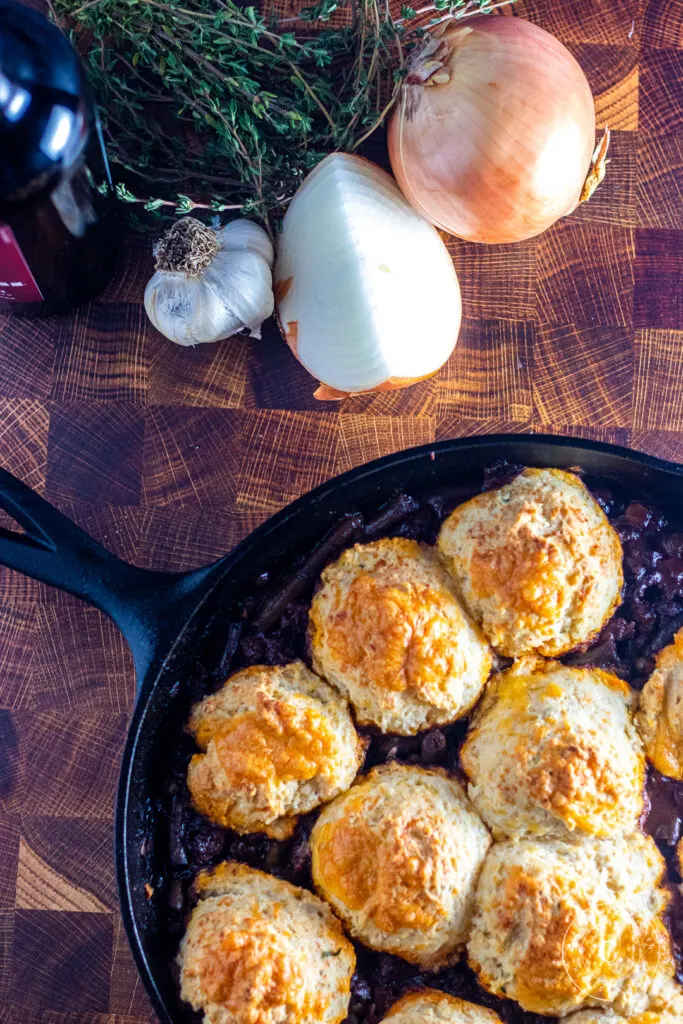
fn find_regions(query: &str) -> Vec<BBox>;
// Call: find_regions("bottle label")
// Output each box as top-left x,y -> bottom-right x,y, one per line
0,224 -> 43,302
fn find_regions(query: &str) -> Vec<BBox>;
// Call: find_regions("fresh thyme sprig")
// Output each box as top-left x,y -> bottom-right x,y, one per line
52,0 -> 514,228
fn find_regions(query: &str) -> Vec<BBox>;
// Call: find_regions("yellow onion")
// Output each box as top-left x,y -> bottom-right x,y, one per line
388,16 -> 601,244
274,153 -> 461,400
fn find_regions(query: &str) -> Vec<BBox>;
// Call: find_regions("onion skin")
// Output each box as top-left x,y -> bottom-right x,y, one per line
313,372 -> 438,401
388,17 -> 597,244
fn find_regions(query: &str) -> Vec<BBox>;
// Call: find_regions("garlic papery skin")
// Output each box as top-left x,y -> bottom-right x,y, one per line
221,218 -> 274,265
274,153 -> 461,399
144,216 -> 274,346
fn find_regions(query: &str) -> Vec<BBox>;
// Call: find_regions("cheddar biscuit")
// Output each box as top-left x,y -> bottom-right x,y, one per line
437,468 -> 623,657
379,989 -> 503,1024
309,537 -> 492,734
461,658 -> 645,839
637,627 -> 683,780
178,862 -> 355,1024
467,834 -> 674,1017
311,762 -> 491,969
187,661 -> 364,839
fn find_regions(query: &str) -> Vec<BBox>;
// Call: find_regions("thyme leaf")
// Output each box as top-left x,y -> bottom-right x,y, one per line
52,0 -> 514,229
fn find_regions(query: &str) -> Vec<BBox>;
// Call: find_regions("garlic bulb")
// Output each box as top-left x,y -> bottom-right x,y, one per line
274,153 -> 461,399
144,217 -> 274,346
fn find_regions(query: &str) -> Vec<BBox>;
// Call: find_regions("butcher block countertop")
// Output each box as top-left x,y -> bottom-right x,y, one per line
0,0 -> 682,1019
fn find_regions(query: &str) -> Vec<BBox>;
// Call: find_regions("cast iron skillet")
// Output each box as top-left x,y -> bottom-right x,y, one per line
2,433 -> 683,1023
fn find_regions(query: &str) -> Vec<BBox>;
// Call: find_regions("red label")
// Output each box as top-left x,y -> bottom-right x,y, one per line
0,224 -> 43,302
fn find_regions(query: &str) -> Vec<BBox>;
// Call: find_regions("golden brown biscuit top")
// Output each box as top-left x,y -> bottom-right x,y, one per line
186,662 -> 364,839
383,989 -> 503,1023
565,975 -> 683,1021
485,862 -> 672,1015
192,915 -> 322,1023
473,663 -> 635,832
313,776 -> 452,936
194,695 -> 338,789
314,537 -> 483,704
325,572 -> 468,699
522,737 -> 621,833
641,628 -> 683,778
465,483 -> 587,623
565,1014 -> 668,1023
486,657 -> 632,712
184,862 -> 355,1024
439,468 -> 623,657
314,795 -> 446,934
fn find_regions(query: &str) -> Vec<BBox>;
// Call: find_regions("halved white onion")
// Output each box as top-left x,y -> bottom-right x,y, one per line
274,153 -> 461,399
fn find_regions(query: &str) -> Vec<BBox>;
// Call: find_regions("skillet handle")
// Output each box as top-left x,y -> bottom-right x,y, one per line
0,467 -> 226,682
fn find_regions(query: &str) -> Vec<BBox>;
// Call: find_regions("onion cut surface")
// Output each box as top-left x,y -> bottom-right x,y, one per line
274,153 -> 461,398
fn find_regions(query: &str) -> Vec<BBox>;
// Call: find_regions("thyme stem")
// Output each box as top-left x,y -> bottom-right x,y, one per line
53,0 -> 512,226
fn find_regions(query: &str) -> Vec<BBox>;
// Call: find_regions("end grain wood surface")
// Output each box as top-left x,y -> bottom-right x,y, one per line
0,0 -> 682,1018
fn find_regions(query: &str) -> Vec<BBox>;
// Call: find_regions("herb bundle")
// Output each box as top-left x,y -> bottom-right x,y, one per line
52,0 -> 513,227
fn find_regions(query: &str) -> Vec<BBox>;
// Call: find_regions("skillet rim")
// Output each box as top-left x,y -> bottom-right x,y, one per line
115,431 -> 683,1024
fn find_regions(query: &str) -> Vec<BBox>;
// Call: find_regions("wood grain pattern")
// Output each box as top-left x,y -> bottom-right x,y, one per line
578,44 -> 639,130
536,220 -> 636,327
637,133 -> 683,229
642,0 -> 683,50
16,838 -> 110,914
533,323 -> 633,427
11,911 -> 112,1013
633,228 -> 683,328
633,328 -> 683,429
0,2 -> 682,1021
639,48 -> 683,134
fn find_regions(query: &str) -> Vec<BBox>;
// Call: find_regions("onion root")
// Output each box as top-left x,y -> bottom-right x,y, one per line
579,127 -> 611,204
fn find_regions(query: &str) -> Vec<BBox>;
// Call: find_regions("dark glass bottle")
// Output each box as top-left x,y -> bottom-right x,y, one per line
0,0 -> 117,313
